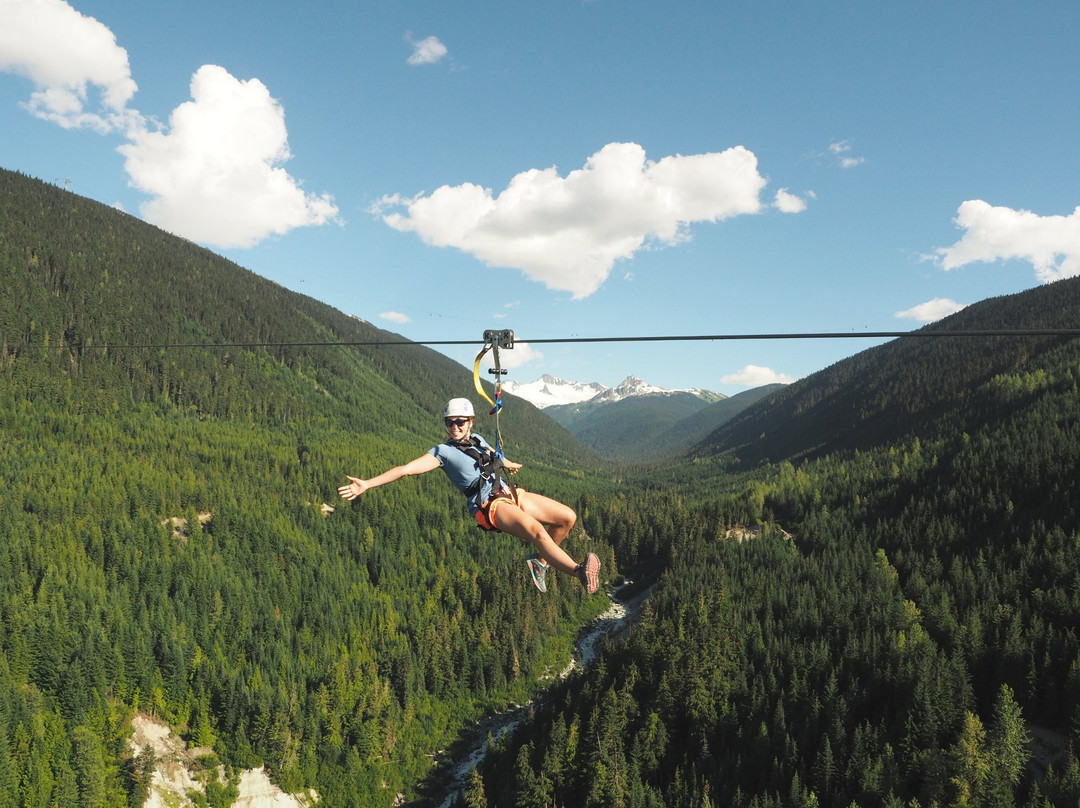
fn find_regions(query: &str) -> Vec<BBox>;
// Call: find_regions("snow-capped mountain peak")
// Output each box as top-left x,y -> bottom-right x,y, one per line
505,374 -> 714,408
503,374 -> 609,408
596,375 -> 668,402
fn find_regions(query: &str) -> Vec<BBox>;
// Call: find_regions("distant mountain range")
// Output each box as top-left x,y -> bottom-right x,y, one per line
505,373 -> 724,409
506,373 -> 783,462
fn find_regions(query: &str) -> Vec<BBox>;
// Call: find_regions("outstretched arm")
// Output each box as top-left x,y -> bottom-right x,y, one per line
339,452 -> 441,500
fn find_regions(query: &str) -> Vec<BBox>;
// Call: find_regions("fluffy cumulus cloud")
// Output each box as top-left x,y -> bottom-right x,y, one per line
119,65 -> 339,248
895,297 -> 967,323
373,142 -> 773,298
0,0 -> 338,248
0,0 -> 137,132
933,200 -> 1080,283
379,311 -> 411,324
406,34 -> 448,65
773,188 -> 807,213
721,365 -> 796,387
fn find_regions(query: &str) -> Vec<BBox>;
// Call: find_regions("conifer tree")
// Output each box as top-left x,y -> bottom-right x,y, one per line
949,711 -> 989,807
982,684 -> 1030,807
464,767 -> 488,808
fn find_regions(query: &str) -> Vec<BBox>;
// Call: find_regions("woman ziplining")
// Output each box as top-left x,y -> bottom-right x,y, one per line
338,397 -> 601,594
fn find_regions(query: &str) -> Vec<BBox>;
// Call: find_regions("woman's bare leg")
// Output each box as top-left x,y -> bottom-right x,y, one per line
492,503 -> 579,576
518,492 -> 576,547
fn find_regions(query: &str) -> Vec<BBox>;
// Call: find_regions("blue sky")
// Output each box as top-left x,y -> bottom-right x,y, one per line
2,0 -> 1079,396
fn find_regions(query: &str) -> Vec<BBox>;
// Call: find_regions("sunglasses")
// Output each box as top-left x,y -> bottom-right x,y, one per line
445,418 -> 471,427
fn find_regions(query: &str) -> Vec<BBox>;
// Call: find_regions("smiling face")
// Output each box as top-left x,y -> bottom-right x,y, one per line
444,416 -> 473,440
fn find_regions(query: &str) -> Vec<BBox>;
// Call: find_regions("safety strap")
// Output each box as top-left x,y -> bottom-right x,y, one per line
472,329 -> 513,409
471,330 -> 514,488
452,437 -> 504,497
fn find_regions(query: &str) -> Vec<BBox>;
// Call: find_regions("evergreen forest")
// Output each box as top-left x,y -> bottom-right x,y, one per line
3,167 -> 1080,807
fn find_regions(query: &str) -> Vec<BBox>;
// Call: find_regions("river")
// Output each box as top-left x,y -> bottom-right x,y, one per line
430,583 -> 652,808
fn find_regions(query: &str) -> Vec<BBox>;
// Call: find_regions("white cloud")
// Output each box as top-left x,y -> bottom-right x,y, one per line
721,365 -> 796,387
829,139 -> 865,169
0,0 -> 137,132
118,65 -> 340,248
380,311 -> 410,324
895,298 -> 967,323
406,34 -> 448,65
478,341 -> 542,371
933,200 -> 1080,283
0,1 -> 338,248
372,142 -> 771,298
774,187 -> 807,213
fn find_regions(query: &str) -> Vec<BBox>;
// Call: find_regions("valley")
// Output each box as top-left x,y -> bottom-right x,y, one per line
3,168 -> 1080,806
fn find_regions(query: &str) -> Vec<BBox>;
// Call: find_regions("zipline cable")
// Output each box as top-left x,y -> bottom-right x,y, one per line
87,327 -> 1080,351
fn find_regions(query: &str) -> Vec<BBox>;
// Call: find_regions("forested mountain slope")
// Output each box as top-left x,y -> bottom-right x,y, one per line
10,164 -> 1080,808
0,168 -> 592,471
650,382 -> 783,460
476,280 -> 1080,807
0,168 -> 611,806
547,385 -> 779,463
694,279 -> 1080,467
547,391 -> 713,461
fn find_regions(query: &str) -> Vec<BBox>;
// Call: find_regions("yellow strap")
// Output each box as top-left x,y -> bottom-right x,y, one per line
472,344 -> 497,408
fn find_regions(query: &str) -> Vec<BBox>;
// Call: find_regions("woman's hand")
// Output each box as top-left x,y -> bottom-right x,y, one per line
338,475 -> 369,500
503,460 -> 523,474
338,455 -> 439,501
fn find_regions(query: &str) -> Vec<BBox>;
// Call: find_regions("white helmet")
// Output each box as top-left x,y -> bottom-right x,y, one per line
443,398 -> 475,419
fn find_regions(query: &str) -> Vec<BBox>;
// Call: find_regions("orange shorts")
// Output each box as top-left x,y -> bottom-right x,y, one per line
475,486 -> 529,532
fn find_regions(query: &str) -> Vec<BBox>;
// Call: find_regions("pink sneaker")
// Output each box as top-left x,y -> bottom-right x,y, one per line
577,553 -> 600,594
